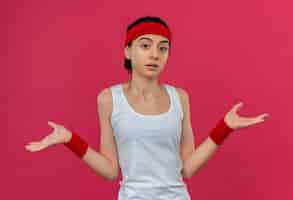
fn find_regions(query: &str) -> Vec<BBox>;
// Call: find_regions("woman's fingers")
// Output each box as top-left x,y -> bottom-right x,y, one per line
28,141 -> 39,144
245,113 -> 269,126
48,121 -> 58,129
25,141 -> 41,151
41,135 -> 54,146
25,120 -> 63,152
258,113 -> 269,121
25,136 -> 51,152
25,143 -> 45,152
231,101 -> 244,114
255,113 -> 269,124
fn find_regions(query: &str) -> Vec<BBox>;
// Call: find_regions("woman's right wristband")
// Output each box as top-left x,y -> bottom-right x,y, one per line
64,132 -> 89,158
209,118 -> 234,145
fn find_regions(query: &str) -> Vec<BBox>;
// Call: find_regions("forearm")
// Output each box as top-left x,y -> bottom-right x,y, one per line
64,132 -> 117,181
81,146 -> 118,181
182,118 -> 234,179
182,136 -> 218,179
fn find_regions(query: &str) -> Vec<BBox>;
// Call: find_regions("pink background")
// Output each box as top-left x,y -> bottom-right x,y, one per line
3,0 -> 292,199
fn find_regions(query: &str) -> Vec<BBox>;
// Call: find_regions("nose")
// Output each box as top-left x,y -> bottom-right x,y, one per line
149,46 -> 159,60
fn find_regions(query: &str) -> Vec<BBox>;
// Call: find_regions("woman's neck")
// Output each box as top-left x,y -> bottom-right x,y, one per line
126,78 -> 163,100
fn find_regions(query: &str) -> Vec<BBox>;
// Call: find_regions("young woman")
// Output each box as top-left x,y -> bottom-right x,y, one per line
25,16 -> 269,200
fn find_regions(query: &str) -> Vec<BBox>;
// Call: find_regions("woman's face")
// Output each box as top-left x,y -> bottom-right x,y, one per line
125,34 -> 170,79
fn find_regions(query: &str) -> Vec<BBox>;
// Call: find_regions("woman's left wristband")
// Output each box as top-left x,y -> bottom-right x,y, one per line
64,132 -> 89,158
209,118 -> 234,145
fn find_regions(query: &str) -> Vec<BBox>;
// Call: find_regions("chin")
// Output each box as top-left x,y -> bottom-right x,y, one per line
144,72 -> 161,80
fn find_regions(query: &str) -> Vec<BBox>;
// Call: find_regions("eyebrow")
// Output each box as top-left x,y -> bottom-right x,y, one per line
138,37 -> 169,45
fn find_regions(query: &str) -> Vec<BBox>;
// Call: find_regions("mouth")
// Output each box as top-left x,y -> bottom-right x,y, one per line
145,64 -> 159,68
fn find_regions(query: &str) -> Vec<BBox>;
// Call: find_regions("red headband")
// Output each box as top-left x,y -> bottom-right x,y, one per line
125,22 -> 172,47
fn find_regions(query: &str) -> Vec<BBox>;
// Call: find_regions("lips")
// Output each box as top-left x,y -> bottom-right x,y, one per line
145,64 -> 159,68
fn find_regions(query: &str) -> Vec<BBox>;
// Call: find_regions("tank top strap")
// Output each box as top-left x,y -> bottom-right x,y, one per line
110,83 -> 183,120
164,84 -> 184,120
110,84 -> 128,119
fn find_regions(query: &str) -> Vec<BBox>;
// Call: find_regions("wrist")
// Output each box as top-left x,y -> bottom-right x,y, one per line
209,117 -> 234,145
64,132 -> 89,158
64,131 -> 72,143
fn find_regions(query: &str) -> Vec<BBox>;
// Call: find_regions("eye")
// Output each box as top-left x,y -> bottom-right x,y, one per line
160,47 -> 169,52
141,44 -> 150,49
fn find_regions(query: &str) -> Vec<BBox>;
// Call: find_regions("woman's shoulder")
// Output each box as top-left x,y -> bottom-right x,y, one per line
97,87 -> 113,107
175,87 -> 189,99
99,82 -> 124,93
108,82 -> 123,89
165,83 -> 189,118
164,82 -> 189,98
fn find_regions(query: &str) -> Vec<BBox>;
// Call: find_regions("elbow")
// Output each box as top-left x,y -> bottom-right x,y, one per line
182,167 -> 192,180
107,175 -> 117,182
107,170 -> 119,182
184,170 -> 196,180
182,165 -> 199,180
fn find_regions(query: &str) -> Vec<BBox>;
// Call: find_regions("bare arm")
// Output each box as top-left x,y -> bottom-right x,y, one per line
25,88 -> 120,181
177,88 -> 268,179
80,88 -> 120,181
182,136 -> 219,179
81,146 -> 118,181
60,88 -> 119,181
177,88 -> 219,179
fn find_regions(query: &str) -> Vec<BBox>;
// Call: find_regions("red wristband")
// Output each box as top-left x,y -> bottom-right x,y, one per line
64,132 -> 89,158
209,118 -> 234,145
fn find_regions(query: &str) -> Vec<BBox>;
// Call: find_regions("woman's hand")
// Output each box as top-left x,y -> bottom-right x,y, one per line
224,102 -> 269,130
25,121 -> 72,152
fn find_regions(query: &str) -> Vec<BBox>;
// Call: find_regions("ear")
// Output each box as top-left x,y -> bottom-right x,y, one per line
124,46 -> 131,59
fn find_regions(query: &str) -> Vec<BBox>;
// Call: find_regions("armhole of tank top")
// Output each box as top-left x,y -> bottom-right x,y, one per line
109,86 -> 117,121
172,86 -> 184,120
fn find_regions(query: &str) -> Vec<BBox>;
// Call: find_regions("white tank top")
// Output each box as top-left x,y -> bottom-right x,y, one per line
110,83 -> 191,200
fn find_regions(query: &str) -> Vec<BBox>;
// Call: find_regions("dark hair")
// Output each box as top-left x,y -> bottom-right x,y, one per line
124,16 -> 171,74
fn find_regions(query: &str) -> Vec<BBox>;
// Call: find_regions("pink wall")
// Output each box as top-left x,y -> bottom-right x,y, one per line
3,0 -> 292,199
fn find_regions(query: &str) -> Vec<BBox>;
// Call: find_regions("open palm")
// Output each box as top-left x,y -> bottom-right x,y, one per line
224,102 -> 269,130
25,121 -> 72,152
